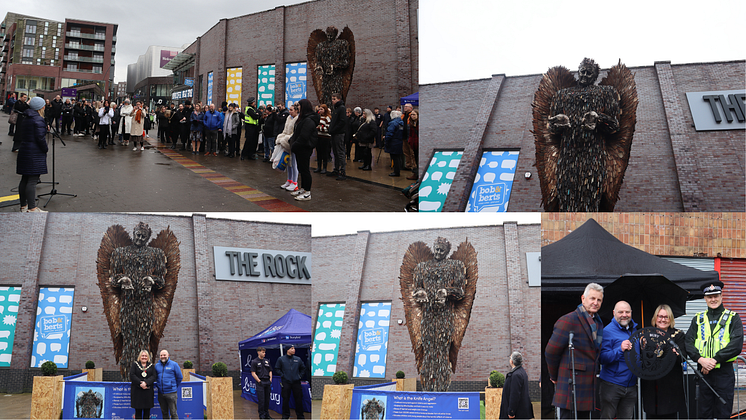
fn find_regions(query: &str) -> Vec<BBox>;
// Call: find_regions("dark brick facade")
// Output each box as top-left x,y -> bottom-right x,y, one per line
311,224 -> 541,396
421,60 -> 746,212
184,0 -> 418,111
0,213 -> 311,392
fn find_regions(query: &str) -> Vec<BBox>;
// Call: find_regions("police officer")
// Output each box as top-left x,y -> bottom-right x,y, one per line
685,280 -> 744,419
275,345 -> 306,420
251,347 -> 273,420
241,97 -> 260,160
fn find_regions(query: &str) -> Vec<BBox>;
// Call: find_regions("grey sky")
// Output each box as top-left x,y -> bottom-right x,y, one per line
12,0 -> 308,84
140,212 -> 541,237
420,0 -> 745,84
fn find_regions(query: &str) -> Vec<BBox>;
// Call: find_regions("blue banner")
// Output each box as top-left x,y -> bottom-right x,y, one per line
350,388 -> 480,420
207,72 -> 213,106
354,302 -> 391,378
32,288 -> 74,368
466,150 -> 519,212
62,380 -> 204,419
241,373 -> 311,414
285,63 -> 307,109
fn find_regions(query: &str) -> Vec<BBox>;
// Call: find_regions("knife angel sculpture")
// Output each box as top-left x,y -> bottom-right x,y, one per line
307,25 -> 355,109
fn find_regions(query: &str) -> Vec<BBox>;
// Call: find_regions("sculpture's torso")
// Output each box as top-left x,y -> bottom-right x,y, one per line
315,39 -> 350,106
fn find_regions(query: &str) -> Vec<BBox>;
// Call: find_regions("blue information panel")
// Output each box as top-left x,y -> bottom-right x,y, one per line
353,302 -> 391,378
32,288 -> 74,368
62,380 -> 204,419
350,388 -> 480,420
285,62 -> 307,108
466,150 -> 519,212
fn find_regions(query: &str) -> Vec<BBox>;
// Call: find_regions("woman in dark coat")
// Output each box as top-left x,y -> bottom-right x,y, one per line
130,349 -> 157,420
500,352 -> 534,419
289,98 -> 319,201
16,96 -> 48,213
385,111 -> 404,177
641,304 -> 687,419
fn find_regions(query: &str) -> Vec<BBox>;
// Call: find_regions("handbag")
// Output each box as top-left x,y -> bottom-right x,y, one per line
8,111 -> 18,125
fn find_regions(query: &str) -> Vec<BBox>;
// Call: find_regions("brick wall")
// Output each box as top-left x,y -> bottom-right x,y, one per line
189,0 -> 418,111
0,213 -> 312,389
311,224 -> 542,391
541,212 -> 745,258
421,60 -> 745,212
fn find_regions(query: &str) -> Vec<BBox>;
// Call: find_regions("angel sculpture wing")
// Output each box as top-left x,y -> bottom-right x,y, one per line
531,66 -> 576,212
306,29 -> 327,106
96,225 -> 180,378
532,62 -> 637,211
399,240 -> 478,379
338,26 -> 356,102
598,61 -> 638,210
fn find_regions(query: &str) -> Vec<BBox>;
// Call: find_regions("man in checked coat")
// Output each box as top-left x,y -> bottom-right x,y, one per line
545,283 -> 605,419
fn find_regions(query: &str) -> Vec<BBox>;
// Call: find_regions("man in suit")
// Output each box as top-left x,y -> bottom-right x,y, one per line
545,283 -> 604,419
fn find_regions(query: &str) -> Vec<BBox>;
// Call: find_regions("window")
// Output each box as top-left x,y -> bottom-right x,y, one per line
36,58 -> 40,65
25,22 -> 36,34
17,79 -> 25,89
22,48 -> 34,58
23,37 -> 35,46
41,47 -> 45,58
21,58 -> 32,64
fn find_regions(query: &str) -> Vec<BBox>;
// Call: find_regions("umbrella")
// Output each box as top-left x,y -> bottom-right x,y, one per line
598,274 -> 690,327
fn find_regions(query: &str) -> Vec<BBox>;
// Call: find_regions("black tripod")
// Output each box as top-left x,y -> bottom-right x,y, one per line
38,124 -> 77,207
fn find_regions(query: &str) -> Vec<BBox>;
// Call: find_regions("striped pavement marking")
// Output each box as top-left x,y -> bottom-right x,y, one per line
153,142 -> 306,212
0,194 -> 20,203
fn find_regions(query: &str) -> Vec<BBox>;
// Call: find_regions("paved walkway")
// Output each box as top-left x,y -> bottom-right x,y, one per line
0,116 -> 412,212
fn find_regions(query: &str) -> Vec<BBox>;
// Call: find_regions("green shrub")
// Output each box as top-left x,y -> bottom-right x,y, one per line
41,361 -> 58,376
183,360 -> 194,369
489,370 -> 505,388
85,361 -> 95,369
212,362 -> 228,377
395,370 -> 405,379
332,371 -> 348,384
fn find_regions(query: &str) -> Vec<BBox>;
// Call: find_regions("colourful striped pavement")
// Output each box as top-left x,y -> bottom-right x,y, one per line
154,142 -> 306,212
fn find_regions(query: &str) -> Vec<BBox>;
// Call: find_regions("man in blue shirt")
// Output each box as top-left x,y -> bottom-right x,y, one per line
154,349 -> 183,419
275,345 -> 306,419
599,301 -> 637,419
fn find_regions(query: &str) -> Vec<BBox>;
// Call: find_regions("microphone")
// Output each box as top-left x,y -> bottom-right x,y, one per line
568,331 -> 574,347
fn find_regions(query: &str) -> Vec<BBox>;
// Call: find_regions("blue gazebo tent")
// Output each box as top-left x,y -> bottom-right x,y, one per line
400,92 -> 419,106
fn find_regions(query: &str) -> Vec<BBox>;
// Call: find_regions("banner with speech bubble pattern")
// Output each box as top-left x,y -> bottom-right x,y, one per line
419,151 -> 464,212
257,65 -> 275,107
353,302 -> 391,378
285,62 -> 307,108
31,288 -> 75,368
226,67 -> 242,106
466,151 -> 519,212
0,287 -> 22,366
312,303 -> 345,377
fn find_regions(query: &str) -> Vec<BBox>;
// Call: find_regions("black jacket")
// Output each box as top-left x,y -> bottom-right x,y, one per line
329,100 -> 347,135
50,99 -> 63,118
16,109 -> 49,176
499,365 -> 534,419
274,354 -> 306,382
290,113 -> 320,152
274,109 -> 289,137
129,361 -> 157,409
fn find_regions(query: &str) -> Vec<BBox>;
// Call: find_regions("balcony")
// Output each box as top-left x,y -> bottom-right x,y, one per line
64,43 -> 105,52
66,31 -> 108,41
65,67 -> 103,74
64,55 -> 104,63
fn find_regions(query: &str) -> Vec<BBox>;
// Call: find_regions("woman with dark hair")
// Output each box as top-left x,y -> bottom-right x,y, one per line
130,349 -> 157,420
16,96 -> 48,212
98,100 -> 115,149
289,98 -> 319,201
640,304 -> 687,419
315,104 -> 332,174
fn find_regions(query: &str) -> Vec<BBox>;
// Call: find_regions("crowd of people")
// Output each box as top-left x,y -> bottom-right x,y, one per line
545,281 -> 743,419
8,91 -> 417,209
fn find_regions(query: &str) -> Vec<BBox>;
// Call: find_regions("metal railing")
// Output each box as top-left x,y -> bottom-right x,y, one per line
65,31 -> 107,40
64,43 -> 105,52
736,356 -> 746,419
63,55 -> 103,63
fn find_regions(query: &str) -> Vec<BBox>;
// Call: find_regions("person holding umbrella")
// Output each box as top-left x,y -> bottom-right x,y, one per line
685,281 -> 744,420
640,304 -> 687,419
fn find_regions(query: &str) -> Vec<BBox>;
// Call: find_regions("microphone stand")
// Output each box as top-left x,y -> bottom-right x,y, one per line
37,124 -> 77,207
569,331 -> 578,420
685,354 -> 726,417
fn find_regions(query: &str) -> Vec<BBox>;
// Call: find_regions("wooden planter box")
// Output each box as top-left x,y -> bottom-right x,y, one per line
392,377 -> 416,391
181,368 -> 196,381
82,368 -> 103,381
484,387 -> 503,420
30,375 -> 64,420
206,376 -> 234,419
320,383 -> 355,420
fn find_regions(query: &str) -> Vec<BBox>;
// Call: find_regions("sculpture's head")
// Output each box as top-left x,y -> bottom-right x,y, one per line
133,222 -> 152,247
433,237 -> 451,261
578,58 -> 600,87
325,26 -> 338,41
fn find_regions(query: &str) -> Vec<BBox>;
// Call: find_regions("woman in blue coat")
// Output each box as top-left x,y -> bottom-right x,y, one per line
385,110 -> 404,177
16,96 -> 48,213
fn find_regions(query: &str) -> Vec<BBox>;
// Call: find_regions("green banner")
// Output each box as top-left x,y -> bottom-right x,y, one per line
312,303 -> 345,376
0,287 -> 22,366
